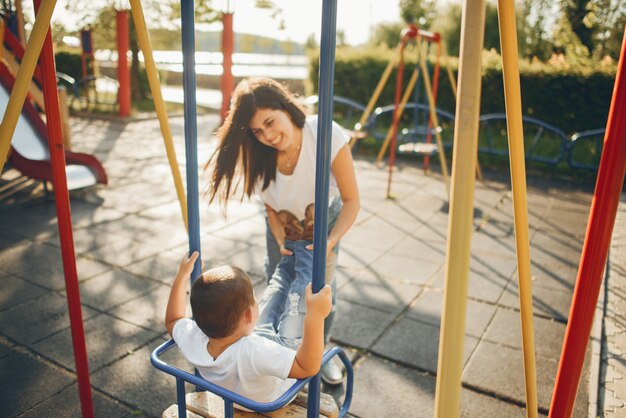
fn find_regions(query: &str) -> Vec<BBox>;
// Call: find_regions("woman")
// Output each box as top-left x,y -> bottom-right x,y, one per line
206,77 -> 359,384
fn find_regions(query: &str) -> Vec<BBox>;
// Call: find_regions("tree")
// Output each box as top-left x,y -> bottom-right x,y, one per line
369,21 -> 406,48
399,0 -> 437,29
563,0 -> 595,53
518,0 -> 555,61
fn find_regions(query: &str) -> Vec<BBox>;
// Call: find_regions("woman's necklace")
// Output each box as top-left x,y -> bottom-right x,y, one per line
281,133 -> 302,168
284,143 -> 301,168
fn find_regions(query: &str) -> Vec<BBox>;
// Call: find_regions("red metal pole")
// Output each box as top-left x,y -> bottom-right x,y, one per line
220,12 -> 234,123
385,41 -> 406,198
116,10 -> 131,117
34,1 -> 95,417
549,26 -> 626,418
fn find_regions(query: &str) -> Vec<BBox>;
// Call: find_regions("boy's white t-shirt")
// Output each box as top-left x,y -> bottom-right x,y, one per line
173,318 -> 297,403
256,115 -> 348,220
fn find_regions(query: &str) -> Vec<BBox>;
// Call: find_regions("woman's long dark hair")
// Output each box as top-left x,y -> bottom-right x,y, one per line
206,78 -> 306,208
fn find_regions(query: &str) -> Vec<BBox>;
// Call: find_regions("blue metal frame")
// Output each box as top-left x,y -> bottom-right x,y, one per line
369,102 -> 455,146
151,340 -> 354,417
568,128 -> 605,170
180,0 -> 202,280
478,113 -> 569,165
310,1 -> 338,416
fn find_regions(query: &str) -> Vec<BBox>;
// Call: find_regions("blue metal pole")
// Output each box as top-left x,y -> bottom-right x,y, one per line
176,378 -> 186,417
180,0 -> 202,281
309,0 -> 338,416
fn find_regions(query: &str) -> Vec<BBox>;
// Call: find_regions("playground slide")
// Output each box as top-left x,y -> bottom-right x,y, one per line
0,63 -> 107,190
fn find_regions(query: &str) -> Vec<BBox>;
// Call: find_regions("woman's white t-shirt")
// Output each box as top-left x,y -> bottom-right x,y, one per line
173,318 -> 297,404
256,115 -> 348,221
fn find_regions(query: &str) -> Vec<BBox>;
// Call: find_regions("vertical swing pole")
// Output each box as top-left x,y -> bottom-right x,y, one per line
308,0 -> 337,416
181,0 -> 202,279
549,27 -> 626,418
497,1 -> 538,416
433,1 -> 485,416
418,45 -> 450,198
34,1 -> 95,416
423,37 -> 441,172
0,0 -> 55,172
385,42 -> 407,199
129,0 -> 189,231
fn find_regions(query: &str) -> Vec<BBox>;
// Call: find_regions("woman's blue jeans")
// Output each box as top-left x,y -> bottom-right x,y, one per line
260,197 -> 342,345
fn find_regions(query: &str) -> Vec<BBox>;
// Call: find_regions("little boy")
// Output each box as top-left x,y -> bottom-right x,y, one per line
165,251 -> 332,404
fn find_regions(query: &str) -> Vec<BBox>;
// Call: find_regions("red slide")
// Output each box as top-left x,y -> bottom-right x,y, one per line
0,62 -> 107,189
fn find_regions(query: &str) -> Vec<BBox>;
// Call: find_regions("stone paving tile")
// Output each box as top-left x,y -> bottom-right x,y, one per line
0,203 -> 59,241
499,280 -> 573,321
0,240 -> 110,290
0,339 -> 14,359
0,292 -> 99,345
68,267 -> 160,311
68,201 -> 128,230
370,251 -> 443,285
0,274 -> 48,311
429,264 -> 513,305
528,261 -> 579,294
406,288 -> 498,339
87,236 -> 171,268
482,307 -> 566,358
0,226 -> 30,249
18,383 -> 134,418
338,271 -> 424,315
388,233 -> 447,261
91,339 -> 195,417
372,316 -> 479,374
462,339 -> 559,411
33,313 -> 161,373
348,354 -> 436,418
460,387 -> 530,417
109,283 -> 173,331
123,248 -> 185,285
0,349 -> 75,418
332,299 -> 398,349
335,241 -> 386,270
342,216 -> 408,254
211,217 -> 268,248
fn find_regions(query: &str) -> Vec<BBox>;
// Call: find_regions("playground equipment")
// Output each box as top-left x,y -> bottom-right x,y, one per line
0,62 -> 107,189
0,1 -> 96,416
1,18 -> 106,190
148,0 -> 354,416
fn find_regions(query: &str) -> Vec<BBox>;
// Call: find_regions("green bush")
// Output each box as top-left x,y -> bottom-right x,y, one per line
55,51 -> 83,82
308,46 -> 617,135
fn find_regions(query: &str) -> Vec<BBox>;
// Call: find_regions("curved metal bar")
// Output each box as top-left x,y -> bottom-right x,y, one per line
568,128 -> 606,170
151,340 -> 354,415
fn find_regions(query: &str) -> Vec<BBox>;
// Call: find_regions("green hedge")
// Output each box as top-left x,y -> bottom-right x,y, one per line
55,51 -> 83,82
308,47 -> 617,135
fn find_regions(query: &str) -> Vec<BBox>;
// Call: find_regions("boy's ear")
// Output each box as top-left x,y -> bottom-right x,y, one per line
244,306 -> 253,323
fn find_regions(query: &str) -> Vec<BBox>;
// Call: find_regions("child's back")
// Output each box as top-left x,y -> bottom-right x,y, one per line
165,254 -> 332,405
174,318 -> 296,403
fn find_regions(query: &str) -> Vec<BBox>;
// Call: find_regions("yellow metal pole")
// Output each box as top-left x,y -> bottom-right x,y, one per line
129,0 -> 188,231
433,1 -> 485,417
418,45 -> 450,198
497,1 -> 538,416
349,43 -> 403,149
441,42 -> 484,182
0,0 -> 56,173
375,67 -> 419,165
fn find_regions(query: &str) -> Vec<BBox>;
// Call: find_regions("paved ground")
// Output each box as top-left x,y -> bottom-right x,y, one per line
0,113 -> 622,417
